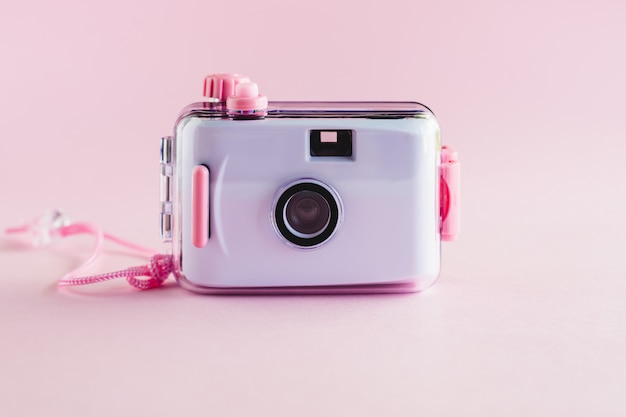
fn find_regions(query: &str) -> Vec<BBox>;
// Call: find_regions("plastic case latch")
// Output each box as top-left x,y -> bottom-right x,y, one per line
440,146 -> 460,241
159,136 -> 174,241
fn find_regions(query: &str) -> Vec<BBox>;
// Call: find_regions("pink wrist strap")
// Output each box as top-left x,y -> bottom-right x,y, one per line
4,209 -> 173,290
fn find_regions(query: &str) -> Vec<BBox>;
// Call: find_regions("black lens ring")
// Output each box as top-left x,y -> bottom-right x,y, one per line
284,191 -> 331,237
274,182 -> 340,248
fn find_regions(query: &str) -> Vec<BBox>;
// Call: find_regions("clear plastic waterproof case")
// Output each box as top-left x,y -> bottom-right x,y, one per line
160,75 -> 459,294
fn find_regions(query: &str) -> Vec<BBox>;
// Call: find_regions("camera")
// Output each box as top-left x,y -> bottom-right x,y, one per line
159,73 -> 459,294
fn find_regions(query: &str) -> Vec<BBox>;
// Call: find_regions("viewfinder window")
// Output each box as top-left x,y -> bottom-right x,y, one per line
310,130 -> 352,157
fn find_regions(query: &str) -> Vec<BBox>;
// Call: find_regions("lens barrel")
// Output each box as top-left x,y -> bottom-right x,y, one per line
273,180 -> 342,248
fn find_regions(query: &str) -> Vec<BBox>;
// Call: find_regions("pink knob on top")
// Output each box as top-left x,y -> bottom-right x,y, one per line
226,81 -> 268,112
203,73 -> 250,101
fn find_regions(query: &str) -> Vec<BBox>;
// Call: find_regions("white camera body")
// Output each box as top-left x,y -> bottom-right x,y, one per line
160,74 -> 459,294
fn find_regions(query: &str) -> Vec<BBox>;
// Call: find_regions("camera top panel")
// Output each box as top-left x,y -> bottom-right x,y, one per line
176,101 -> 434,125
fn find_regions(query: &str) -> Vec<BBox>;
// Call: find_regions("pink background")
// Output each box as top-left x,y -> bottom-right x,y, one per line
1,0 -> 625,415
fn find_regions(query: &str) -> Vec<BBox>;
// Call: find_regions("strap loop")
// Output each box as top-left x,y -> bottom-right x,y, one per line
5,209 -> 173,290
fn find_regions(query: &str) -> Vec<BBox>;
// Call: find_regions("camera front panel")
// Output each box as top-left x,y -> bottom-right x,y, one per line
173,116 -> 441,290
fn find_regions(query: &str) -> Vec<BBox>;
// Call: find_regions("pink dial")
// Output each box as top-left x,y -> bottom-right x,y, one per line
203,73 -> 250,101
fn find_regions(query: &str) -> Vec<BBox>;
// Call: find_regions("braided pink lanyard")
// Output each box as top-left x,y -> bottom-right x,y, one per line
5,209 -> 173,290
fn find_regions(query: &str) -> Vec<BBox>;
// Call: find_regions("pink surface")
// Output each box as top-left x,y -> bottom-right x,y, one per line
1,0 -> 625,416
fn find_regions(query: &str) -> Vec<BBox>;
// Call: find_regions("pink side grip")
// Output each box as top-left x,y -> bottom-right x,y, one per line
192,165 -> 209,248
441,146 -> 460,241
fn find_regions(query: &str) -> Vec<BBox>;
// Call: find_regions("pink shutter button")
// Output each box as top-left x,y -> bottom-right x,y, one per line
226,81 -> 268,114
203,73 -> 251,102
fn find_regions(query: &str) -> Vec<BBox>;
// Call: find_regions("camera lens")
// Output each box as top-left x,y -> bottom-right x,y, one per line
285,191 -> 331,238
273,180 -> 342,248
